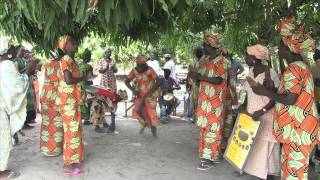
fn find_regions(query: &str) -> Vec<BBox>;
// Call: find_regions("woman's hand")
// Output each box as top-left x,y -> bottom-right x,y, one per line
252,83 -> 269,96
252,110 -> 264,120
25,60 -> 37,75
189,72 -> 201,80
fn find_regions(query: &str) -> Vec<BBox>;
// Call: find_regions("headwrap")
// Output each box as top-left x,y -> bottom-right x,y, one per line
246,44 -> 269,61
203,33 -> 222,49
56,35 -> 73,52
135,55 -> 146,64
0,38 -> 14,56
278,17 -> 316,54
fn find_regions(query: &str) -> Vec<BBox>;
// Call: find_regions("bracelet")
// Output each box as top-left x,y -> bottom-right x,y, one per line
262,108 -> 267,112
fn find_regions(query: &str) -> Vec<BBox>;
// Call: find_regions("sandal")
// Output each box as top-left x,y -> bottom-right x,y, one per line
64,168 -> 82,176
0,170 -> 20,179
197,161 -> 215,171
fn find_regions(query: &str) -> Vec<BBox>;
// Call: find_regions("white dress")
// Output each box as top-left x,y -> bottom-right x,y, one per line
243,68 -> 281,179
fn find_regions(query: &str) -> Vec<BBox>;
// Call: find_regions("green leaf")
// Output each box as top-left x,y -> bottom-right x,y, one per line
55,0 -> 69,13
185,0 -> 192,6
44,10 -> 55,38
159,0 -> 170,16
76,0 -> 86,22
104,0 -> 114,23
170,0 -> 179,6
70,0 -> 78,15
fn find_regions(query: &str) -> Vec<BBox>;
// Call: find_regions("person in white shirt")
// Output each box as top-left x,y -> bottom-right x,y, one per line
146,54 -> 161,75
163,54 -> 176,80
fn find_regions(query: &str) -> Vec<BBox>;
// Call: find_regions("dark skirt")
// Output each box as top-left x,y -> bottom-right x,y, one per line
25,109 -> 36,124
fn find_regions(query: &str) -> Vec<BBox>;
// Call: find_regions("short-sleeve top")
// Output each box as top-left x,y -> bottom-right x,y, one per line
274,61 -> 319,146
127,67 -> 159,99
56,55 -> 81,105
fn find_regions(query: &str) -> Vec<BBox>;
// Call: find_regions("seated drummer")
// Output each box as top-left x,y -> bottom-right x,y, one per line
158,66 -> 181,123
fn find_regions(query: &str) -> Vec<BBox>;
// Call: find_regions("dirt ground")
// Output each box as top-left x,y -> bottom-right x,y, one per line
7,79 -> 317,180
7,113 -> 317,180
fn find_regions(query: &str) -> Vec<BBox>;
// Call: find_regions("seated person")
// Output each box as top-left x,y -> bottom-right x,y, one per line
158,67 -> 181,123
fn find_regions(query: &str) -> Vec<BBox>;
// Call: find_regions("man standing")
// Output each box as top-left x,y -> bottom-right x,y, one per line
189,33 -> 229,170
147,54 -> 161,75
163,54 -> 176,81
99,48 -> 117,133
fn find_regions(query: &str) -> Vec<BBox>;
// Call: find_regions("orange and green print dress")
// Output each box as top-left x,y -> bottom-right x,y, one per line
56,55 -> 84,165
196,55 -> 230,161
274,61 -> 319,180
40,60 -> 63,156
128,67 -> 159,126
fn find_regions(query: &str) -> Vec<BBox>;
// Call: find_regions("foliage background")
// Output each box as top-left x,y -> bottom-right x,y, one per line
0,0 -> 319,69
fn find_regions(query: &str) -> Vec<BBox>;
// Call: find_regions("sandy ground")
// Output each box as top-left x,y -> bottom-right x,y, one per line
7,79 -> 316,180
9,116 -> 256,180
8,107 -> 317,180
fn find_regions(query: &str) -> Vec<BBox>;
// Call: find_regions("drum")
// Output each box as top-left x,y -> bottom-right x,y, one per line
163,93 -> 175,106
224,113 -> 261,173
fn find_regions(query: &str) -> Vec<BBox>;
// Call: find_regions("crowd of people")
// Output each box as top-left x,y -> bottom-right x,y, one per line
0,17 -> 320,180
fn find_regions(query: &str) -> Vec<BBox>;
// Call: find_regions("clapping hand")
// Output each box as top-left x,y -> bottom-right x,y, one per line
189,71 -> 201,80
252,83 -> 269,96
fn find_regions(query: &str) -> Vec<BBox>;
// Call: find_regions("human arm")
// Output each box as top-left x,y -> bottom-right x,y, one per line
251,100 -> 275,120
125,69 -> 138,96
99,60 -> 107,74
251,84 -> 298,105
189,71 -> 223,85
112,62 -> 118,73
61,56 -> 88,85
125,78 -> 138,96
141,78 -> 161,101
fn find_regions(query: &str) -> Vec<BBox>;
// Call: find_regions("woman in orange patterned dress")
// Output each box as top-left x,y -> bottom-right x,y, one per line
56,36 -> 89,176
125,55 -> 160,138
252,18 -> 318,180
189,33 -> 230,170
40,57 -> 63,157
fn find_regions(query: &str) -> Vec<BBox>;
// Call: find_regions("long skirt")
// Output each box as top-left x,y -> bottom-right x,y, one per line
132,97 -> 157,127
59,104 -> 84,165
0,111 -> 12,171
281,143 -> 312,180
40,103 -> 63,156
199,123 -> 223,161
244,140 -> 280,179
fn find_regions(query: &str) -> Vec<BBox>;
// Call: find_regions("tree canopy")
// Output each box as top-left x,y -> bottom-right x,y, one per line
0,0 -> 319,54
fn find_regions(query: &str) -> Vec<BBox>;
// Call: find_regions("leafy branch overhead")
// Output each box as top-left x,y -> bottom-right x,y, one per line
0,0 -> 319,54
